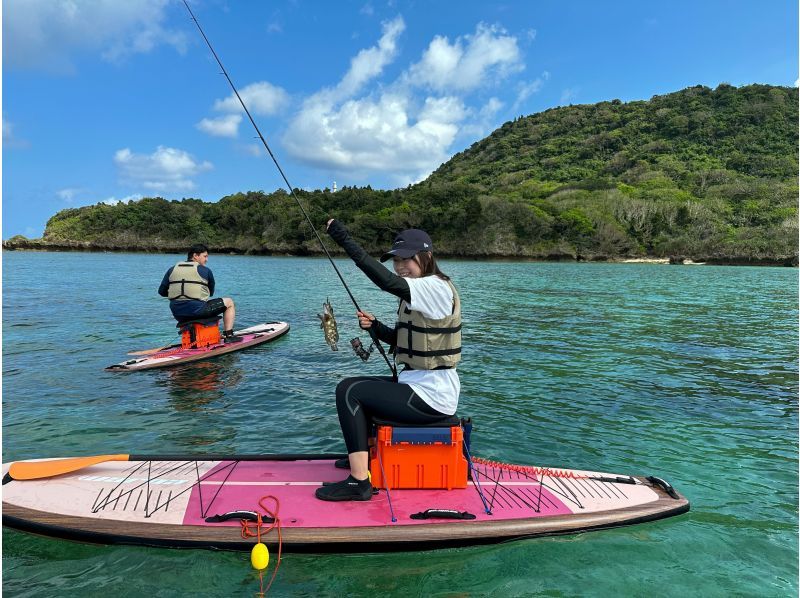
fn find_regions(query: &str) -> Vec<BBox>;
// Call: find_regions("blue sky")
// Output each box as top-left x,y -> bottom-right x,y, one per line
3,0 -> 797,238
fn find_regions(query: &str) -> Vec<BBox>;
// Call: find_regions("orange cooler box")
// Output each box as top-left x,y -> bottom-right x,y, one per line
178,318 -> 221,349
369,425 -> 468,490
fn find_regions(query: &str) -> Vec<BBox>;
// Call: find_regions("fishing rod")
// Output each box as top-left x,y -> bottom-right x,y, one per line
182,1 -> 396,378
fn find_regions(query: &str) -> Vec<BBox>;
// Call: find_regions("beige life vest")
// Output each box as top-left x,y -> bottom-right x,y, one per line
395,279 -> 461,370
167,261 -> 210,301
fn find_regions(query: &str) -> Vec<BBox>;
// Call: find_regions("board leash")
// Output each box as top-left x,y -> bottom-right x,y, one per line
239,495 -> 283,596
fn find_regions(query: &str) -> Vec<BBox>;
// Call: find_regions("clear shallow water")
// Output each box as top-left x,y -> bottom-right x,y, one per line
3,251 -> 797,597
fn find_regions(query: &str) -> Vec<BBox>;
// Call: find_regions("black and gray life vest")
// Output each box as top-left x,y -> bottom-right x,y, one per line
395,279 -> 461,370
167,262 -> 210,301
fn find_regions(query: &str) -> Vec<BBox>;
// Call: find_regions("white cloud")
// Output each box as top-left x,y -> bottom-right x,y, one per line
459,97 -> 504,140
2,118 -> 12,142
198,82 -> 290,139
4,0 -> 187,73
560,88 -> 578,105
212,82 -> 290,116
56,188 -> 83,202
332,16 -> 405,100
3,117 -> 30,148
242,144 -> 264,157
406,23 -> 523,92
282,17 -> 529,183
102,193 -> 143,206
283,17 -> 441,179
418,96 -> 468,129
512,72 -> 550,112
114,146 -> 212,192
480,97 -> 504,118
284,92 -> 466,181
196,114 -> 243,138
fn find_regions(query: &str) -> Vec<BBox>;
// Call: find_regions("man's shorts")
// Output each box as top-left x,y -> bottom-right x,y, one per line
196,297 -> 227,318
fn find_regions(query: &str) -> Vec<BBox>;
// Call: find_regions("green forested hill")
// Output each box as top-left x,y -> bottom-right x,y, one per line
10,84 -> 798,264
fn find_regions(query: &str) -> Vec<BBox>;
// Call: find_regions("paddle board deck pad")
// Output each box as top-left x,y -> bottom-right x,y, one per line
2,455 -> 689,552
106,322 -> 290,371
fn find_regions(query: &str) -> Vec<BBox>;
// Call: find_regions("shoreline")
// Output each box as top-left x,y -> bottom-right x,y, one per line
3,240 -> 796,267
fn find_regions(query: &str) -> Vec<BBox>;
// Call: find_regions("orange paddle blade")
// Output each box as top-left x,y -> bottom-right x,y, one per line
8,454 -> 130,480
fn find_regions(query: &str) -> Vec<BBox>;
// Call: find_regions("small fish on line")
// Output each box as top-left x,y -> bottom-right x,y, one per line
318,298 -> 340,351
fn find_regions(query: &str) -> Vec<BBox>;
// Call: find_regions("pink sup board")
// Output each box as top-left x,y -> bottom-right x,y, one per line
2,455 -> 688,552
106,322 -> 290,371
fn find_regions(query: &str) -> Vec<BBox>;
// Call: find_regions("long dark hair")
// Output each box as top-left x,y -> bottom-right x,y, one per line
415,252 -> 450,280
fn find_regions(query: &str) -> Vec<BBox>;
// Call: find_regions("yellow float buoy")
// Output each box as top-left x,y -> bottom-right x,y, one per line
251,542 -> 269,570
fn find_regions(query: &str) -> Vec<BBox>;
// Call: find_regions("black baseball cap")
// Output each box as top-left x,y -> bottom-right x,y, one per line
380,229 -> 433,262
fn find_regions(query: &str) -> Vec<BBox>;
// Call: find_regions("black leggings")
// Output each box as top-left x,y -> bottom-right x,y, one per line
335,376 -> 449,453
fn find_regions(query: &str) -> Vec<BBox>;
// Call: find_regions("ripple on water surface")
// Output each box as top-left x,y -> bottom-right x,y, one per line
2,254 -> 797,596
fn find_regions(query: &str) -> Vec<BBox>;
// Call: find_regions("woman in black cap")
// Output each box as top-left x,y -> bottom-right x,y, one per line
316,219 -> 462,502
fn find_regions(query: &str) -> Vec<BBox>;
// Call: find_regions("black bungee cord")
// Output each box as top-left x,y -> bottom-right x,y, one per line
182,0 -> 396,379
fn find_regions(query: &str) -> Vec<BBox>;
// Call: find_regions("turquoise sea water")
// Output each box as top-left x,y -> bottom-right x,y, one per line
2,251 -> 798,597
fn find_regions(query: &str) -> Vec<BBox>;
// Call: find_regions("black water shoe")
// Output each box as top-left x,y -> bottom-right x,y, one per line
315,475 -> 372,502
334,457 -> 351,469
223,331 -> 244,343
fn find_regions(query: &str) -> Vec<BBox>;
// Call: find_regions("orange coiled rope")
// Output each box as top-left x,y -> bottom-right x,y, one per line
471,456 -> 587,480
240,496 -> 283,597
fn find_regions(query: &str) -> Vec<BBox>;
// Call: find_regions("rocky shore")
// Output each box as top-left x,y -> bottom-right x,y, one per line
3,237 -> 797,267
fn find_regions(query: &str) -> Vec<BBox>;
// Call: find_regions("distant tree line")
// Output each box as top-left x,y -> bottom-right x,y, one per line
13,84 -> 798,264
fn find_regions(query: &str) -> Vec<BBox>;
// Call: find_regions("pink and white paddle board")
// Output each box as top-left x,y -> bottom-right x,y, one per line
2,455 -> 689,552
106,322 -> 289,371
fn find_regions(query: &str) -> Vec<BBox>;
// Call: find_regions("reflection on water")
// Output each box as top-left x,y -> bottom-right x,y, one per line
153,360 -> 246,449
154,359 -> 246,410
157,360 -> 244,410
2,253 -> 797,596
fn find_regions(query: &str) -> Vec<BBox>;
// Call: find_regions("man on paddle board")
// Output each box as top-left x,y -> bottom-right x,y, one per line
158,244 -> 242,342
316,221 -> 461,502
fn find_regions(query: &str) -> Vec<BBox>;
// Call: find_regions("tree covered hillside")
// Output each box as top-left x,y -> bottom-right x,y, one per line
11,84 -> 798,264
426,83 -> 798,261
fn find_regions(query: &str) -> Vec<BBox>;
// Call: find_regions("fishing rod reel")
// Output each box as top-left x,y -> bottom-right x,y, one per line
350,337 -> 375,362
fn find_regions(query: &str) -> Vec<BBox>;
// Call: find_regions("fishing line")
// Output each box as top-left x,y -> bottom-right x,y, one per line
182,1 -> 396,378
